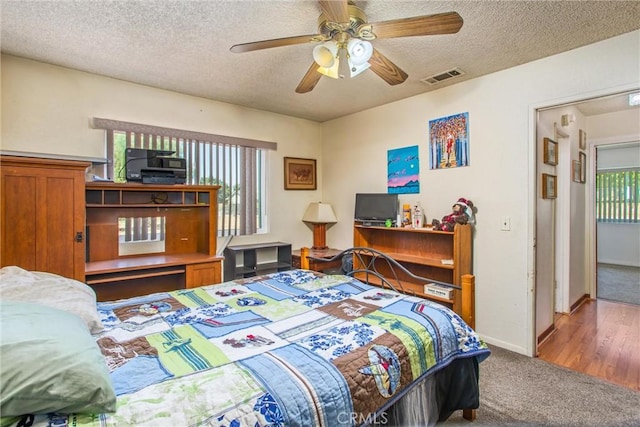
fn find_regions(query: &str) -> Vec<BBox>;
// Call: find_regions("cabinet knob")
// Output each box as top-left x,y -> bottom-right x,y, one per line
75,232 -> 83,242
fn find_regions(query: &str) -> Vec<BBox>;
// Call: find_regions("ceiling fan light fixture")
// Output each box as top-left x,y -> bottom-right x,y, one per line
317,56 -> 341,79
346,38 -> 373,66
348,60 -> 370,77
312,41 -> 339,68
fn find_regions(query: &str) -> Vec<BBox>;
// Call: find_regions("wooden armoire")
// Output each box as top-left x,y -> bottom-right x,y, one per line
0,156 -> 89,281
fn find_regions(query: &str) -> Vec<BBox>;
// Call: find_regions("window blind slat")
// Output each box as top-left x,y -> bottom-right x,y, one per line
596,169 -> 639,223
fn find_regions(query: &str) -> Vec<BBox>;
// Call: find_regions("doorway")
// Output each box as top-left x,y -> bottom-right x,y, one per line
535,89 -> 640,350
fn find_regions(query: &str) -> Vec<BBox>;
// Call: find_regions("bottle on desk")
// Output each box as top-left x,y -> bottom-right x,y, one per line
412,203 -> 424,228
402,204 -> 412,227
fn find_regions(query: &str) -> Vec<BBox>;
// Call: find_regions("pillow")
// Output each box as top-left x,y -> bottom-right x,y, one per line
0,301 -> 116,416
0,266 -> 104,333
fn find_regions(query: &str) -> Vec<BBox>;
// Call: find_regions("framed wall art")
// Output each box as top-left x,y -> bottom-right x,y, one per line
387,145 -> 420,194
542,173 -> 557,199
572,160 -> 582,183
428,112 -> 469,169
579,129 -> 587,150
284,157 -> 316,190
543,138 -> 558,165
579,151 -> 586,183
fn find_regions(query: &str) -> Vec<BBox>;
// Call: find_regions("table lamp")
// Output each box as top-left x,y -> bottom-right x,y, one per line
302,202 -> 337,250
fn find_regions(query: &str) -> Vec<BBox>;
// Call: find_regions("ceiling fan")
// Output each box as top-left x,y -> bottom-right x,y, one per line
230,0 -> 463,94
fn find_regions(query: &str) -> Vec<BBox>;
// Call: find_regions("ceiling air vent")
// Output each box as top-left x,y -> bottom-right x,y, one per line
421,68 -> 466,85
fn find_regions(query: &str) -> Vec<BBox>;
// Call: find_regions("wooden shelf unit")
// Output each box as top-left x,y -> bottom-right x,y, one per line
85,182 -> 222,300
353,223 -> 472,313
223,242 -> 292,281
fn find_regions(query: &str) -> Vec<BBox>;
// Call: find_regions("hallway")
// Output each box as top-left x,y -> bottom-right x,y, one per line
537,299 -> 640,391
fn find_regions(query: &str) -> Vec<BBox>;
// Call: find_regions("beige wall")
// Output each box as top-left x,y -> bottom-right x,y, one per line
0,54 -> 324,250
2,30 -> 639,355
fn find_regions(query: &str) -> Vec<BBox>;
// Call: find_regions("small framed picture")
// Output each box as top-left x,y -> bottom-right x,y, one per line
579,152 -> 586,183
572,160 -> 582,183
542,173 -> 557,199
284,157 -> 317,190
543,138 -> 558,165
579,129 -> 587,150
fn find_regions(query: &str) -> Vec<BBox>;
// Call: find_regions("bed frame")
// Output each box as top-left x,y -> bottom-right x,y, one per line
300,246 -> 477,422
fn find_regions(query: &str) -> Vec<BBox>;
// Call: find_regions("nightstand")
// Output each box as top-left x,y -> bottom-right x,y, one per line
292,248 -> 344,273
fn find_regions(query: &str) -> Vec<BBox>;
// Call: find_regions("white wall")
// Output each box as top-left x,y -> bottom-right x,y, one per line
0,54 -> 324,250
322,31 -> 640,355
537,105 -> 589,315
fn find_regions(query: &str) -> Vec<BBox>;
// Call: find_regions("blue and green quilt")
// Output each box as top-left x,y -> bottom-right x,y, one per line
44,270 -> 489,426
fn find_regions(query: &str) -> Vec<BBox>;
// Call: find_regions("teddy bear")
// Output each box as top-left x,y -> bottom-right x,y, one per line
432,197 -> 475,232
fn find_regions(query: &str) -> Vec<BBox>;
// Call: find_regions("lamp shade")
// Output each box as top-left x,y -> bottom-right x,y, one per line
346,39 -> 373,66
313,42 -> 341,79
302,202 -> 337,224
313,42 -> 338,68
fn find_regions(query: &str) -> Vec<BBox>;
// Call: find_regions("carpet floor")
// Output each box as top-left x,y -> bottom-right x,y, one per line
443,345 -> 640,426
597,263 -> 640,305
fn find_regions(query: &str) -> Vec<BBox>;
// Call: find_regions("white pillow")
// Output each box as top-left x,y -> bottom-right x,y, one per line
0,266 -> 104,333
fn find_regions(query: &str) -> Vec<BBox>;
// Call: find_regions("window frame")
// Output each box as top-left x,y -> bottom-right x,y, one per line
94,118 -> 275,236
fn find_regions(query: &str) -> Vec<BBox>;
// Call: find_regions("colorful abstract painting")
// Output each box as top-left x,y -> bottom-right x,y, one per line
387,145 -> 419,194
429,112 -> 469,169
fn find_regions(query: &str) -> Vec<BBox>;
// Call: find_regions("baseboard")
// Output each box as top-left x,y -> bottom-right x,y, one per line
479,335 -> 529,356
597,260 -> 640,268
537,323 -> 556,347
570,294 -> 590,313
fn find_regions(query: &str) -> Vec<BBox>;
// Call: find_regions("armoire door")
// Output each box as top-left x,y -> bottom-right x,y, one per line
1,156 -> 89,280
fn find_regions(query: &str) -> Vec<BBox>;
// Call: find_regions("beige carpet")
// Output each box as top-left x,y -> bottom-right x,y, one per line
443,345 -> 640,426
597,263 -> 640,305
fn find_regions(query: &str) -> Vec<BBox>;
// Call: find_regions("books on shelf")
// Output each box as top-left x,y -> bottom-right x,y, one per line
424,283 -> 453,300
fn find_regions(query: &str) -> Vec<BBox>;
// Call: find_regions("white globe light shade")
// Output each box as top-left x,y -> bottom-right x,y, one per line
347,39 -> 373,66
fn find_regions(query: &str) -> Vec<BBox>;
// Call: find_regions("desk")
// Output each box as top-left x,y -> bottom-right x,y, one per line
292,248 -> 343,273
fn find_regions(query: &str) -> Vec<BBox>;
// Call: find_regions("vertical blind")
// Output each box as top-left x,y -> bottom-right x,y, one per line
596,169 -> 639,223
94,118 -> 275,236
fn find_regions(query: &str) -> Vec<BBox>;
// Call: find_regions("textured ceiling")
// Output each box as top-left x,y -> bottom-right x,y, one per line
2,1 -> 639,122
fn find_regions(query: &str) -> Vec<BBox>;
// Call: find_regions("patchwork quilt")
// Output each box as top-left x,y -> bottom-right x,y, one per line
35,270 -> 490,427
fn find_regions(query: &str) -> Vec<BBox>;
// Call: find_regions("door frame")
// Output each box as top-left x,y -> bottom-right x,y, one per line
528,83 -> 639,356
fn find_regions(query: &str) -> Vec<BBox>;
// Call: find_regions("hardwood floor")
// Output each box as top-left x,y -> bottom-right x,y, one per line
537,299 -> 640,391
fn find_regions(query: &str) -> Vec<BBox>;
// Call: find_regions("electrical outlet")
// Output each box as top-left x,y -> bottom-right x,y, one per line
501,216 -> 511,231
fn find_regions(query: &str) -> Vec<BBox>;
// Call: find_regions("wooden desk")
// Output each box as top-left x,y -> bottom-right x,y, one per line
292,248 -> 343,273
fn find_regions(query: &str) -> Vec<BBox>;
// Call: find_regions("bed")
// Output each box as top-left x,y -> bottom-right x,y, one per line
0,248 -> 489,427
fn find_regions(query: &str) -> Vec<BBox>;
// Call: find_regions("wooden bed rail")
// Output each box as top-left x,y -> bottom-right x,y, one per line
299,246 -> 475,329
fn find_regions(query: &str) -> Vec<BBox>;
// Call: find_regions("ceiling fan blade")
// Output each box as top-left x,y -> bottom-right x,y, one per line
368,49 -> 408,86
318,0 -> 350,23
368,12 -> 463,39
296,62 -> 323,94
230,34 -> 319,53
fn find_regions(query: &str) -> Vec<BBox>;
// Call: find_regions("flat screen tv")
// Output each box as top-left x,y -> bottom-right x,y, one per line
354,193 -> 398,225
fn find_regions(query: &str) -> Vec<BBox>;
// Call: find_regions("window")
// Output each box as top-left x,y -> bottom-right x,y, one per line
596,169 -> 639,223
94,118 -> 275,236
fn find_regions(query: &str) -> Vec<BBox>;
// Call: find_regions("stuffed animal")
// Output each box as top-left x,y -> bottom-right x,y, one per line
432,198 -> 475,232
